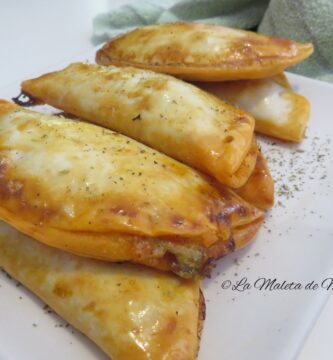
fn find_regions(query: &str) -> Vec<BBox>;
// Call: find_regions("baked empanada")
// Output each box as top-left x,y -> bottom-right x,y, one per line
0,100 -> 264,278
195,74 -> 311,142
235,151 -> 274,210
96,22 -> 313,81
0,221 -> 203,360
21,62 -> 255,186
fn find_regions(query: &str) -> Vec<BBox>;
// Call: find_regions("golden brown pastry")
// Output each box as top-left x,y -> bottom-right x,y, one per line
96,22 -> 313,81
0,100 -> 264,278
222,136 -> 258,189
0,221 -> 203,360
195,74 -> 311,142
21,62 -> 256,187
234,151 -> 274,210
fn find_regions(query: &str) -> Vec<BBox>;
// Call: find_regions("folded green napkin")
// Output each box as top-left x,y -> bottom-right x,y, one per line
93,0 -> 333,83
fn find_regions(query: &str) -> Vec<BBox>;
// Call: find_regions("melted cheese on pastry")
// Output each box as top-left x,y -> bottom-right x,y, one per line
195,74 -> 311,142
21,63 -> 255,184
0,100 -> 264,277
0,221 -> 202,360
96,23 -> 313,81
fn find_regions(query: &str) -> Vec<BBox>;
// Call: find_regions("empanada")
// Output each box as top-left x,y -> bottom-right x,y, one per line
21,62 -> 255,187
195,74 -> 311,142
96,23 -> 313,81
0,100 -> 264,278
0,221 -> 203,360
235,151 -> 274,210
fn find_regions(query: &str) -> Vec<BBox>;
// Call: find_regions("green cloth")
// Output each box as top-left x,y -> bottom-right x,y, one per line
259,0 -> 333,83
92,0 -> 269,42
92,0 -> 333,83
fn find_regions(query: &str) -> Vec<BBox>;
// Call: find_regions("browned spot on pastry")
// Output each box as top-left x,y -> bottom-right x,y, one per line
163,316 -> 177,334
39,206 -> 56,222
148,47 -> 185,64
143,77 -> 168,92
16,120 -> 36,132
224,135 -> 234,143
83,301 -> 96,312
271,36 -> 295,47
0,176 -> 23,200
53,281 -> 73,298
213,185 -> 233,201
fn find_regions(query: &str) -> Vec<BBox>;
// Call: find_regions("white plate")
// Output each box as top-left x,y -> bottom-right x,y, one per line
0,52 -> 332,359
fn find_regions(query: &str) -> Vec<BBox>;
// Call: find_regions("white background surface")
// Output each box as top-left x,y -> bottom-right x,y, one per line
0,1 -> 332,359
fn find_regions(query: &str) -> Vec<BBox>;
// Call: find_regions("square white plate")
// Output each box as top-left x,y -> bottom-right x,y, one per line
0,52 -> 332,360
